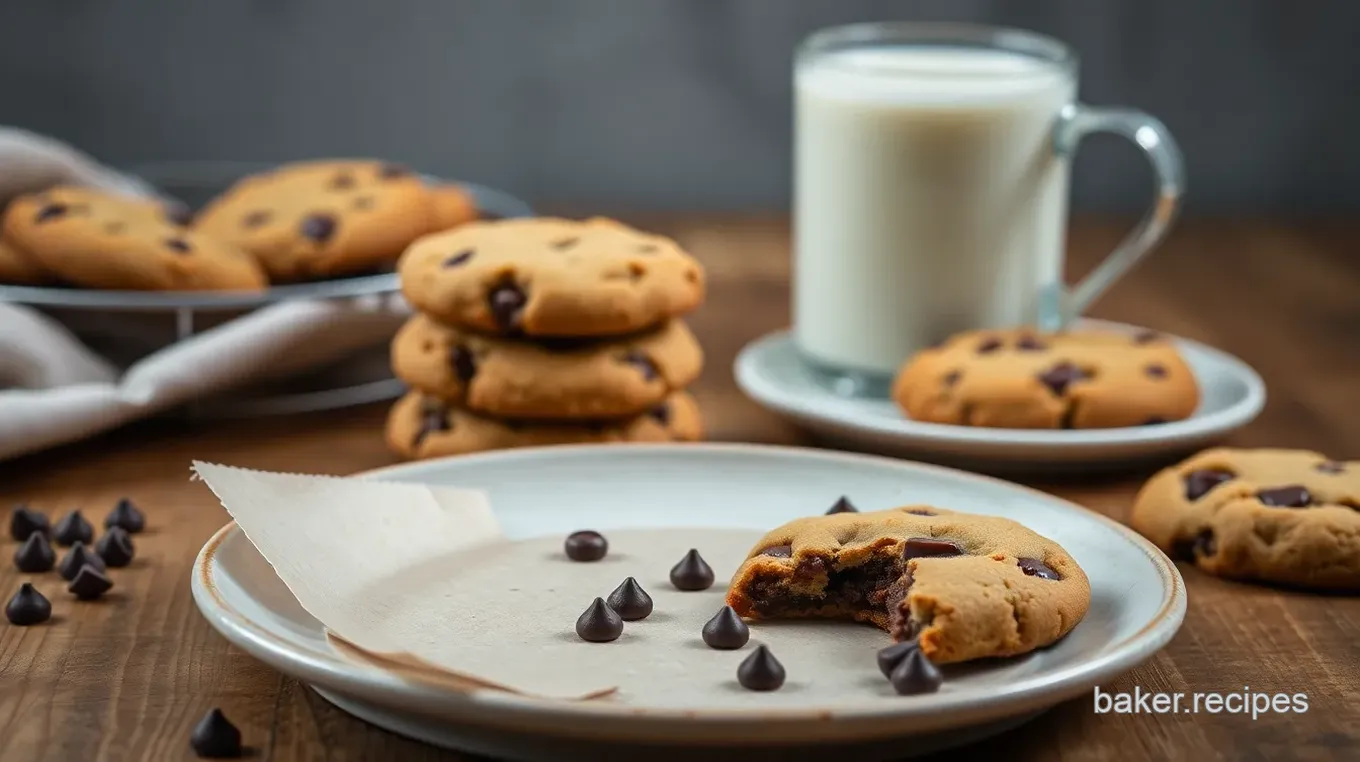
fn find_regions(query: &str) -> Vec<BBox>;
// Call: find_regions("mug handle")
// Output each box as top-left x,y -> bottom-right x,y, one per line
1043,104 -> 1186,331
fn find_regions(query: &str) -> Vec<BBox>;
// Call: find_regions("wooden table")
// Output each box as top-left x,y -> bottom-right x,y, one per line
1,215 -> 1357,761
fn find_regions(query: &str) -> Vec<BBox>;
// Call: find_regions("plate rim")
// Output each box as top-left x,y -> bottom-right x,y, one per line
192,442 -> 1187,740
734,320 -> 1267,450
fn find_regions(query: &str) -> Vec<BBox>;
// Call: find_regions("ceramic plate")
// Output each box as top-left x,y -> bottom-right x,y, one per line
192,444 -> 1185,761
734,320 -> 1266,471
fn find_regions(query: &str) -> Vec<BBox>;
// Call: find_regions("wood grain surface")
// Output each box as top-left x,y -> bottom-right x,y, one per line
0,215 -> 1357,761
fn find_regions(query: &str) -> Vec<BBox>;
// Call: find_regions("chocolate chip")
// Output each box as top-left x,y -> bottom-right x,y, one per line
96,526 -> 135,568
378,164 -> 411,178
701,605 -> 750,649
53,510 -> 93,547
620,351 -> 659,381
300,214 -> 337,243
902,537 -> 962,561
1017,557 -> 1060,580
242,210 -> 271,228
1317,461 -> 1347,475
575,597 -> 624,642
5,583 -> 51,626
68,565 -> 113,600
34,203 -> 67,223
648,403 -> 670,425
165,203 -> 194,226
605,577 -> 653,621
564,530 -> 608,562
105,498 -> 146,533
889,648 -> 943,695
164,238 -> 192,254
488,283 -> 527,331
328,172 -> 356,189
1016,335 -> 1048,351
669,549 -> 715,591
826,496 -> 857,515
942,370 -> 962,387
190,708 -> 243,759
1257,485 -> 1312,508
1037,362 -> 1086,396
414,401 -> 450,446
1184,469 -> 1235,501
737,645 -> 786,691
443,249 -> 474,267
1133,330 -> 1160,344
877,641 -> 918,678
760,545 -> 792,558
551,237 -> 579,250
450,345 -> 477,383
13,533 -> 55,573
58,542 -> 106,581
1194,529 -> 1216,557
1145,417 -> 1167,425
976,337 -> 1003,354
1144,363 -> 1168,379
9,505 -> 49,541
905,508 -> 935,516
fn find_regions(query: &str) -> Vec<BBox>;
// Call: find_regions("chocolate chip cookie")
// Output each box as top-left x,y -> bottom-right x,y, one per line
892,328 -> 1199,429
726,506 -> 1090,664
398,217 -> 705,337
1,187 -> 267,291
391,314 -> 703,419
385,390 -> 703,460
428,184 -> 479,232
194,159 -> 437,282
1131,448 -> 1360,590
0,238 -> 47,285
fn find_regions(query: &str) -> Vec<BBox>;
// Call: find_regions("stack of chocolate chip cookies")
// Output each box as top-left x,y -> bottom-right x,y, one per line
387,217 -> 707,459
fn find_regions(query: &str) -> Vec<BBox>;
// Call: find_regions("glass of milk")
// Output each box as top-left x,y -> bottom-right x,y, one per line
793,22 -> 1184,395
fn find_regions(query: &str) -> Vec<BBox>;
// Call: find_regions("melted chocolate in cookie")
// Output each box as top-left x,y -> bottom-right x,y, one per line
1184,469 -> 1235,501
1257,485 -> 1312,508
488,282 -> 527,331
443,249 -> 474,268
450,345 -> 477,383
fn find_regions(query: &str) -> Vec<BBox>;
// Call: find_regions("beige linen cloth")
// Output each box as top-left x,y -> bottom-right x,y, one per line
0,128 -> 407,461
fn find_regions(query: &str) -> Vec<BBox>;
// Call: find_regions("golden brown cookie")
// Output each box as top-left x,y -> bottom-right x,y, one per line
398,217 -> 705,337
1131,448 -> 1360,590
1,187 -> 266,291
726,506 -> 1090,664
391,314 -> 703,419
0,238 -> 47,285
428,184 -> 479,232
194,159 -> 437,282
385,390 -> 703,460
892,328 -> 1199,429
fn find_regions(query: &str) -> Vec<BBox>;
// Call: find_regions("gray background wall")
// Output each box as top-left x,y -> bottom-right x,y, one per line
0,0 -> 1356,214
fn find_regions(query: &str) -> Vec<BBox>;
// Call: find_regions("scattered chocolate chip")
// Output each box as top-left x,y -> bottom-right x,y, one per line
378,164 -> 411,178
13,533 -> 55,573
300,214 -> 337,243
877,641 -> 918,678
164,238 -> 192,254
889,648 -> 943,695
9,505 -> 49,541
669,548 -> 715,591
68,565 -> 113,600
825,496 -> 857,515
5,583 -> 51,626
450,345 -> 477,383
648,403 -> 670,425
941,370 -> 962,387
605,577 -> 653,621
1145,417 -> 1167,425
96,526 -> 135,568
551,237 -> 579,250
701,606 -> 750,649
1184,469 -> 1235,501
352,196 -> 375,210
976,337 -> 1003,354
328,172 -> 356,189
1194,529 -> 1216,557
1133,330 -> 1160,344
564,530 -> 608,562
620,351 -> 659,381
575,597 -> 624,642
1317,461 -> 1347,475
190,708 -> 243,759
58,542 -> 106,581
760,545 -> 793,558
488,283 -> 527,331
1144,363 -> 1168,379
737,645 -> 786,691
165,203 -> 194,226
53,510 -> 93,547
1037,362 -> 1087,396
1017,557 -> 1060,580
443,249 -> 474,267
242,210 -> 271,228
34,203 -> 68,223
1015,335 -> 1048,351
902,537 -> 962,561
1257,485 -> 1312,509
105,498 -> 146,533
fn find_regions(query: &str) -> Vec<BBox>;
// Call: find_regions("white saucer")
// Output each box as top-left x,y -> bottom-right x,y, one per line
192,443 -> 1185,761
734,320 -> 1266,471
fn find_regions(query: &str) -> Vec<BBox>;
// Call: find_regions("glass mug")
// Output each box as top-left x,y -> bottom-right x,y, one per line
792,22 -> 1184,394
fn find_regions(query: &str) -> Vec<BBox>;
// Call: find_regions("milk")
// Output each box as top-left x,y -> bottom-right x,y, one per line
793,46 -> 1076,376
